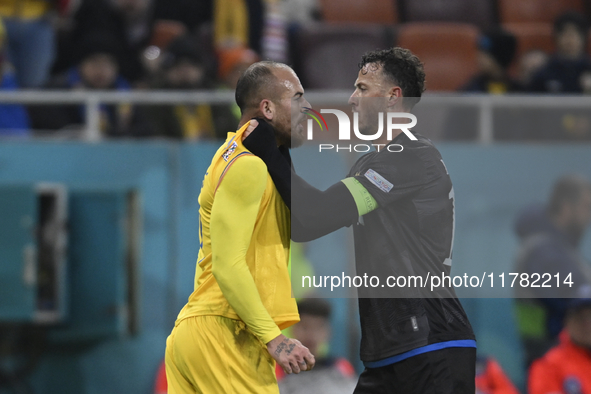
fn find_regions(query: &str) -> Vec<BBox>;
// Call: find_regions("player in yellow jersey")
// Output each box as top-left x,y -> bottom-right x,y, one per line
165,61 -> 315,394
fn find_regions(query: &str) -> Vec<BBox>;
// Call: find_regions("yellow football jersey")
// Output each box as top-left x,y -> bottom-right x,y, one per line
175,122 -> 298,344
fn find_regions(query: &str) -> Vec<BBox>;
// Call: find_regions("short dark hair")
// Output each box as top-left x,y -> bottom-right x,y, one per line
554,11 -> 588,37
297,298 -> 331,319
234,61 -> 288,114
359,47 -> 426,109
548,174 -> 591,216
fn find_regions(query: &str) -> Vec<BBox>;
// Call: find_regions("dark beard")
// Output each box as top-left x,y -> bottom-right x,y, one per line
275,127 -> 304,149
274,127 -> 292,148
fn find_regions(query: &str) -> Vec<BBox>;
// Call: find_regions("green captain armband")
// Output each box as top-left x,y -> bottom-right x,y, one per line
341,177 -> 378,216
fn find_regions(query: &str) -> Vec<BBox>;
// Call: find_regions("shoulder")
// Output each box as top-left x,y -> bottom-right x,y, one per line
225,152 -> 267,174
384,134 -> 440,159
384,135 -> 444,175
218,152 -> 267,189
213,153 -> 268,200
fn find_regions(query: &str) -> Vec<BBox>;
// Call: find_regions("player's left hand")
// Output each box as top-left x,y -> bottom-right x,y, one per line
266,334 -> 315,374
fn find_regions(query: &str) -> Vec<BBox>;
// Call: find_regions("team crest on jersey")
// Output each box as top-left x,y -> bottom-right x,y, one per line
364,169 -> 393,193
223,141 -> 238,161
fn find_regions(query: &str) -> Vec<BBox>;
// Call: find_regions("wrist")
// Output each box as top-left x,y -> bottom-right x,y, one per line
266,333 -> 286,347
264,329 -> 284,346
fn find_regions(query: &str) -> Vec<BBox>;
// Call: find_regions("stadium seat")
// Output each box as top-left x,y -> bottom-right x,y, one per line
319,0 -> 398,24
292,24 -> 391,89
504,23 -> 554,60
498,0 -> 584,24
396,23 -> 479,91
399,0 -> 498,30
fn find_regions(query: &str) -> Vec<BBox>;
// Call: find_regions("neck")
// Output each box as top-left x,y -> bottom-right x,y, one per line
238,111 -> 258,129
238,118 -> 248,129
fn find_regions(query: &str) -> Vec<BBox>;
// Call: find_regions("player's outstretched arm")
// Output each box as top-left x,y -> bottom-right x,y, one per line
210,156 -> 285,344
211,155 -> 315,373
267,334 -> 315,374
243,119 -> 375,242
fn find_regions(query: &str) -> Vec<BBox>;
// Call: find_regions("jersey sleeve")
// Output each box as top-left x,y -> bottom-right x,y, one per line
209,155 -> 282,344
351,149 -> 432,208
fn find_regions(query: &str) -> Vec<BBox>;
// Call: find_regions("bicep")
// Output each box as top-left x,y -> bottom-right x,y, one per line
210,157 -> 267,256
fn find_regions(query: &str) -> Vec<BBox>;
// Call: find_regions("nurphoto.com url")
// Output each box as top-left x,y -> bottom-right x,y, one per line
300,272 -> 575,292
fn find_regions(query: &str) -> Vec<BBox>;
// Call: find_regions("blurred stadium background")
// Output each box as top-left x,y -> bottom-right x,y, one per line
1,0 -> 591,393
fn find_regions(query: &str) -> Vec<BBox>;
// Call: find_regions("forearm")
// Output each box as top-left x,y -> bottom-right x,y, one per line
291,215 -> 349,242
212,250 -> 281,344
260,146 -> 359,230
291,174 -> 359,236
242,119 -> 376,238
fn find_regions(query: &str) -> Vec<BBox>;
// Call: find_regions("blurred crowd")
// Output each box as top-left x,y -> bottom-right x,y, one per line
1,0 -> 591,140
0,0 -> 266,139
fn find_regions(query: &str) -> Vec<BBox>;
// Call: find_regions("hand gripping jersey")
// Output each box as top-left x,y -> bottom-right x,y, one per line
175,122 -> 299,344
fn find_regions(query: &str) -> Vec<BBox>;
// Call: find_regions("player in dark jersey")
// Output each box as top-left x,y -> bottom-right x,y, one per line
243,47 -> 476,393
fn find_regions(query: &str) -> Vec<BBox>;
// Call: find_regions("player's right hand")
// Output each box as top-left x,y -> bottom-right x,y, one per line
266,334 -> 315,374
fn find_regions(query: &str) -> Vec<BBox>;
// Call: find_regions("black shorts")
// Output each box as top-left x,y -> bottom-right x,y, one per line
353,347 -> 476,394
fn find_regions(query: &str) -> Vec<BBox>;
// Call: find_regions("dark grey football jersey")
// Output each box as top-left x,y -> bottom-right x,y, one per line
348,132 -> 475,362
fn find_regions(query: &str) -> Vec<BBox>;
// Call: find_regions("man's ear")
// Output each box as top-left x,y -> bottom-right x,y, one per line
259,99 -> 275,121
387,86 -> 403,109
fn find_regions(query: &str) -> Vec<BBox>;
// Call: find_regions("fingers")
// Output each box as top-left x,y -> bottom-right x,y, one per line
242,119 -> 259,140
298,360 -> 309,372
282,363 -> 292,374
303,352 -> 315,370
281,350 -> 314,374
291,360 -> 301,374
248,119 -> 259,129
281,358 -> 301,375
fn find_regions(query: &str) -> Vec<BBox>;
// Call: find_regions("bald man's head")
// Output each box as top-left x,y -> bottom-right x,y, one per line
235,61 -> 294,114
